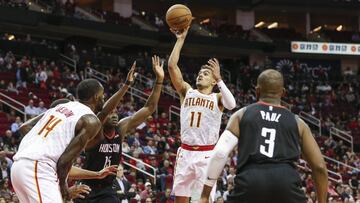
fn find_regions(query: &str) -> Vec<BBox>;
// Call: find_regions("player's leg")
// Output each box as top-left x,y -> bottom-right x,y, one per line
28,161 -> 63,203
172,148 -> 195,203
192,151 -> 216,203
174,196 -> 190,203
280,165 -> 307,203
11,160 -> 31,203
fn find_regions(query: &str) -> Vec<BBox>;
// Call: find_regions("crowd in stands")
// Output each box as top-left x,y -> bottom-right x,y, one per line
0,43 -> 358,202
0,0 -> 27,9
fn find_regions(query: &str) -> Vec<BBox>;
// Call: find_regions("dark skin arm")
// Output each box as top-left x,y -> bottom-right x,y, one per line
200,108 -> 244,202
86,64 -> 136,149
97,62 -> 136,124
118,55 -> 164,136
18,113 -> 44,136
57,114 -> 102,200
297,118 -> 328,203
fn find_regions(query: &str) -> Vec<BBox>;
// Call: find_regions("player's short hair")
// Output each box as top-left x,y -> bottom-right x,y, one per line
50,98 -> 70,108
200,65 -> 210,70
76,79 -> 102,101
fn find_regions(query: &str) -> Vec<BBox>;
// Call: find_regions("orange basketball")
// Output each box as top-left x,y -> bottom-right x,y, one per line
166,4 -> 192,31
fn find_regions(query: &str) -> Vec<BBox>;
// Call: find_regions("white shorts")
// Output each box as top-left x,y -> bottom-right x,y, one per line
172,147 -> 216,201
11,159 -> 63,203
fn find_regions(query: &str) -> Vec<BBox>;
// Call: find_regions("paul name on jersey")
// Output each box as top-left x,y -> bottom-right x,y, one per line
183,97 -> 215,111
260,110 -> 281,122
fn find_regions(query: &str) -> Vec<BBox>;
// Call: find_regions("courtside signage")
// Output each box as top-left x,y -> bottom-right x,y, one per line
291,41 -> 360,55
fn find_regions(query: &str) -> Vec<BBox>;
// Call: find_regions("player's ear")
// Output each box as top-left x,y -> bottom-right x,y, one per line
281,88 -> 286,97
255,85 -> 260,99
211,78 -> 217,86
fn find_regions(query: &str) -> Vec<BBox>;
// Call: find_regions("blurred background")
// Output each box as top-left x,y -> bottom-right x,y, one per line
0,0 -> 359,202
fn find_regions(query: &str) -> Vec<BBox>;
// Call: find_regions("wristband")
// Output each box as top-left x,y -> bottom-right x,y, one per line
216,80 -> 225,89
125,80 -> 132,86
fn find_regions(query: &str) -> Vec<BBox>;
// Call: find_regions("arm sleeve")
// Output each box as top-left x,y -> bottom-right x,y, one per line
205,130 -> 238,187
217,80 -> 236,110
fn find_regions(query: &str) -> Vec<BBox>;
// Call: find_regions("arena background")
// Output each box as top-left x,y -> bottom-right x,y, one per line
0,0 -> 359,202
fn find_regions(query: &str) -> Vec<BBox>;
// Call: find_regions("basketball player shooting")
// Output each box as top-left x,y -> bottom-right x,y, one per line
199,69 -> 328,203
168,26 -> 236,203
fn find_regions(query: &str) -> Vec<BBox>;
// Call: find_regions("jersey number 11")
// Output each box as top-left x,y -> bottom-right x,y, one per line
190,111 -> 202,128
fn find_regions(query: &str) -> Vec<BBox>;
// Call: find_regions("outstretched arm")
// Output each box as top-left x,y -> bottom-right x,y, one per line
168,27 -> 191,98
68,165 -> 117,180
298,118 -> 328,203
200,108 -> 245,203
118,55 -> 164,135
18,113 -> 44,136
57,114 -> 101,201
97,62 -> 136,124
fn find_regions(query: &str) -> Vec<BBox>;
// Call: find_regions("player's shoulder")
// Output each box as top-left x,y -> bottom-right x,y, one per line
78,114 -> 101,129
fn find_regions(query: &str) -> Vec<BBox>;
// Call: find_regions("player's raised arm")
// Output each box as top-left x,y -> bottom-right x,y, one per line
97,62 -> 136,124
57,114 -> 102,201
18,113 -> 44,136
204,58 -> 236,111
199,108 -> 245,203
297,118 -> 328,203
168,27 -> 191,98
118,55 -> 164,135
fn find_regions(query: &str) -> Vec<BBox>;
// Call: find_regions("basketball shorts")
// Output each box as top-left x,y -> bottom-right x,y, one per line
11,159 -> 63,203
172,146 -> 216,201
227,163 -> 307,203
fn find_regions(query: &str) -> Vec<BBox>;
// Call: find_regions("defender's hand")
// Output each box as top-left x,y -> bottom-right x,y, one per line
152,55 -> 164,82
126,61 -> 137,85
97,165 -> 118,179
68,184 -> 91,199
205,58 -> 222,82
170,26 -> 189,40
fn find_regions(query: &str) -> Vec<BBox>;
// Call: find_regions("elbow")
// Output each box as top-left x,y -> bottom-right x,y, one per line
224,99 -> 237,110
313,161 -> 328,176
146,104 -> 157,114
228,101 -> 237,110
168,59 -> 176,68
18,125 -> 28,136
56,158 -> 66,170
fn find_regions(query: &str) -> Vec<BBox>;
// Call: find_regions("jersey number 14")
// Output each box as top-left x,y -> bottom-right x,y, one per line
38,115 -> 62,138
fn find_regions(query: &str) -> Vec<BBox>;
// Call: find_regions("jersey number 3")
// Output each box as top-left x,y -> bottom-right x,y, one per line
260,127 -> 276,158
190,111 -> 202,128
38,115 -> 62,138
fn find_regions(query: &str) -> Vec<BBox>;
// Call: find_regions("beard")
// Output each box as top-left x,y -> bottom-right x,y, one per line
94,102 -> 104,113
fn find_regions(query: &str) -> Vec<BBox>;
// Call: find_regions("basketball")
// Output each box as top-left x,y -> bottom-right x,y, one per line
166,4 -> 192,30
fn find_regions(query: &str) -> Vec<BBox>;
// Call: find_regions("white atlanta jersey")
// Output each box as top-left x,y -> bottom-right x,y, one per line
180,88 -> 223,146
14,101 -> 95,170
